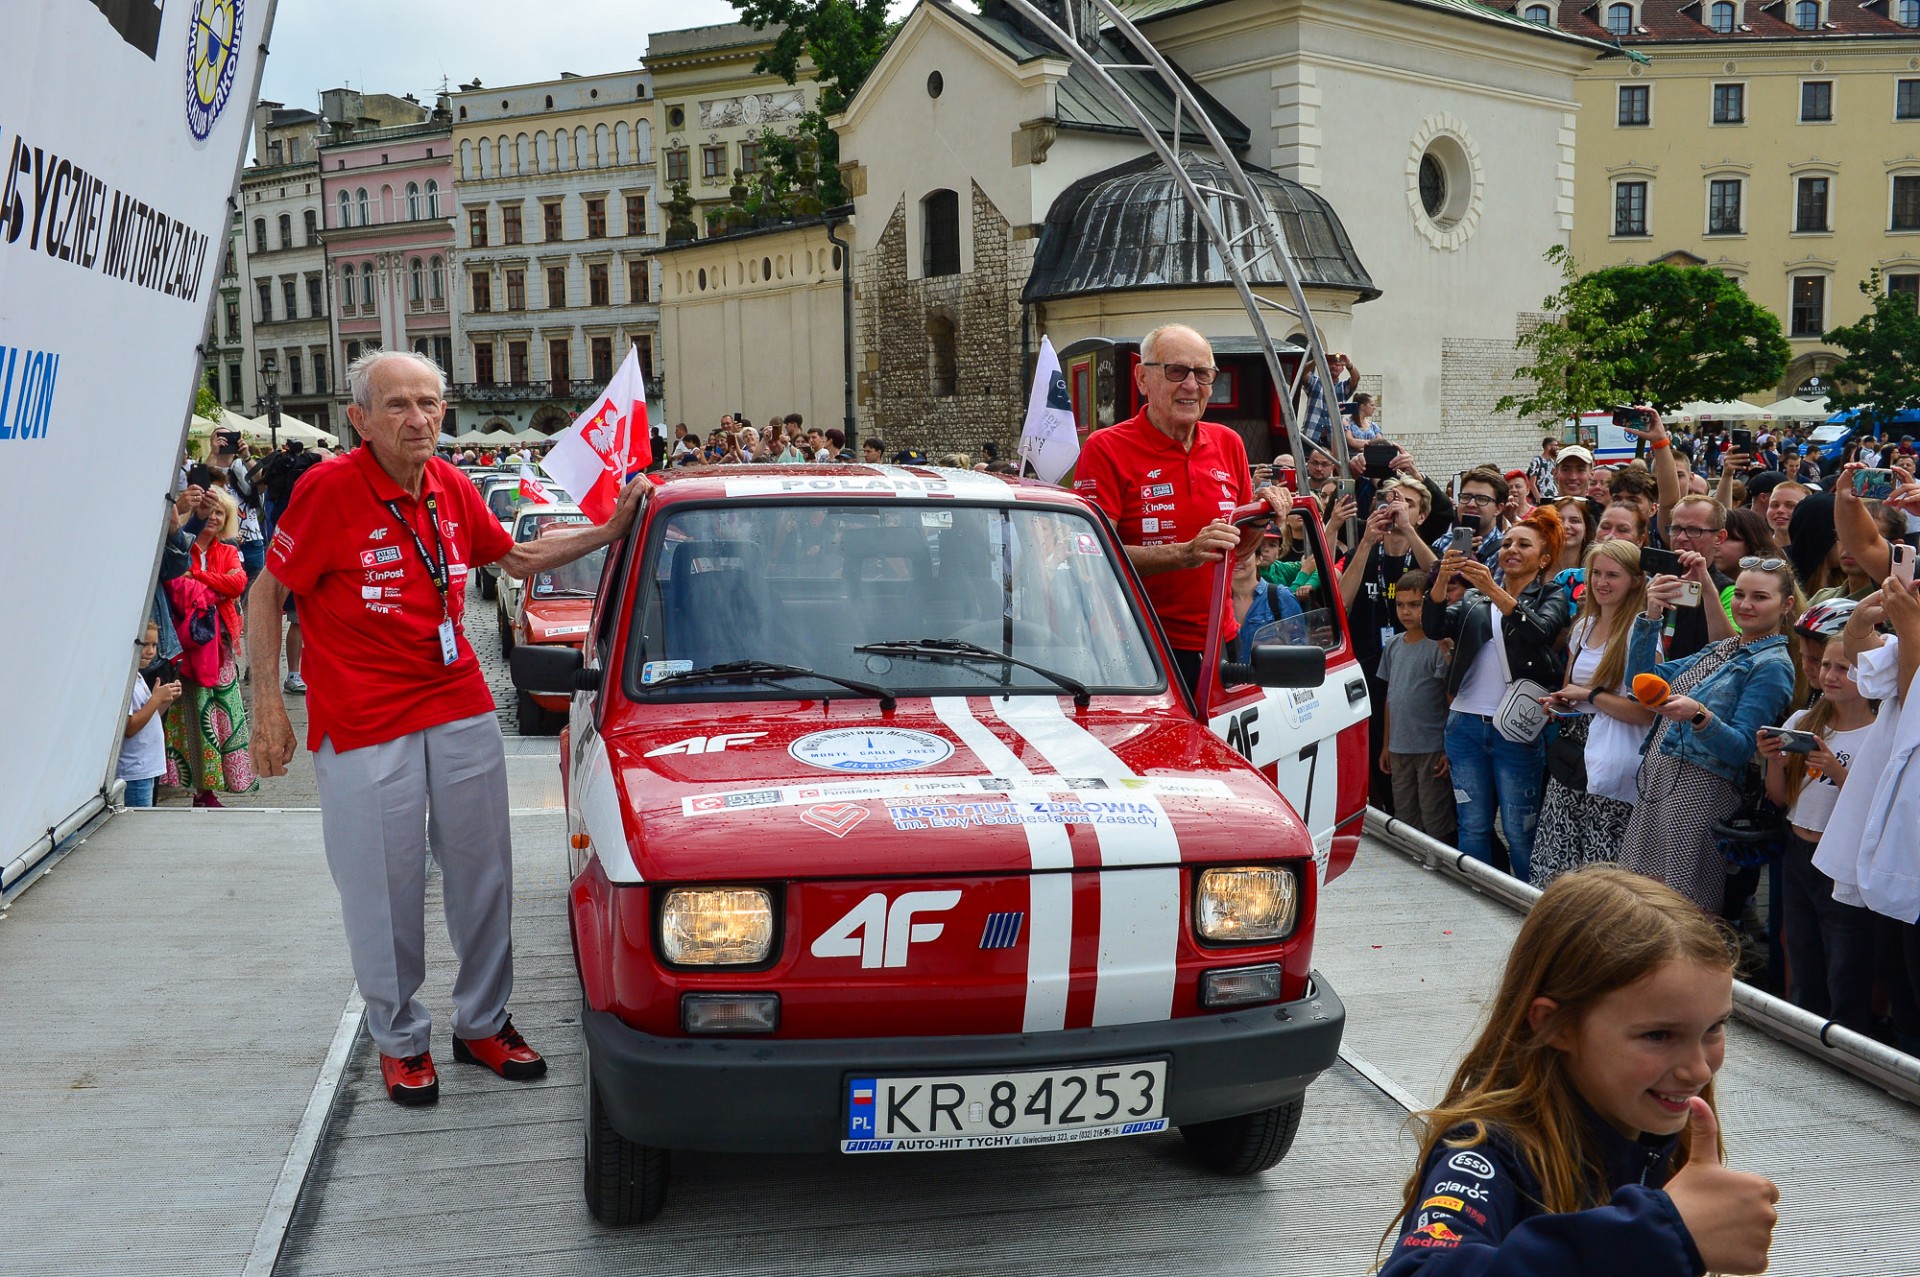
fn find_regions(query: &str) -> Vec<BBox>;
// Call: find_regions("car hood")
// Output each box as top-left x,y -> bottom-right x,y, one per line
523,597 -> 592,644
601,699 -> 1310,881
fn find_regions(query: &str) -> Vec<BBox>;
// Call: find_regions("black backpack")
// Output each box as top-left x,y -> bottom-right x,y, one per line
266,449 -> 322,507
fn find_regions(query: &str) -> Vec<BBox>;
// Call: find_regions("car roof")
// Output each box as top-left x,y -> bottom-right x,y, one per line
512,502 -> 584,525
646,463 -> 1082,510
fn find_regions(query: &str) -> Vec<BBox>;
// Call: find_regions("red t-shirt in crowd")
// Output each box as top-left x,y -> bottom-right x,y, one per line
267,447 -> 514,752
1073,409 -> 1253,649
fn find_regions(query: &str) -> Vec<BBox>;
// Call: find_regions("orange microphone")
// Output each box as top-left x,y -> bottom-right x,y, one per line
1632,674 -> 1671,707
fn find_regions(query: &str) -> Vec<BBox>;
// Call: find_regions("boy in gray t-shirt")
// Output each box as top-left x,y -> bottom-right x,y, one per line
1375,570 -> 1454,842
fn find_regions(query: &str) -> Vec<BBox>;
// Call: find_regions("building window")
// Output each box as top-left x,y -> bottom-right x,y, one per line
356,188 -> 370,226
336,190 -> 350,229
586,197 -> 607,238
314,351 -> 328,393
588,262 -> 610,306
224,299 -> 240,340
628,259 -> 648,304
701,145 -> 727,180
738,141 -> 762,174
288,352 -> 303,396
626,194 -> 647,235
1899,80 -> 1920,120
503,204 -> 523,245
345,340 -> 362,366
253,218 -> 267,252
1901,0 -> 1920,27
1895,175 -> 1920,230
256,279 -> 272,323
929,316 -> 957,397
472,272 -> 492,312
1524,4 -> 1551,23
282,278 -> 298,319
1618,84 -> 1650,126
633,333 -> 654,380
508,340 -> 529,385
1605,2 -> 1633,35
474,343 -> 495,385
549,339 -> 571,393
1791,276 -> 1826,337
409,257 -> 425,306
426,180 -> 441,218
303,208 -> 318,244
430,256 -> 445,305
922,189 -> 960,277
543,202 -> 564,242
1708,1 -> 1735,32
1801,81 -> 1832,123
278,214 -> 292,249
339,264 -> 355,315
1795,177 -> 1830,233
1712,83 -> 1745,124
591,336 -> 613,382
406,182 -> 420,220
1889,273 -> 1920,307
1793,0 -> 1819,29
506,268 -> 526,311
1708,178 -> 1743,234
1614,180 -> 1648,235
360,265 -> 375,310
468,208 -> 488,247
665,149 -> 689,185
547,265 -> 567,307
226,364 -> 243,405
308,275 -> 322,316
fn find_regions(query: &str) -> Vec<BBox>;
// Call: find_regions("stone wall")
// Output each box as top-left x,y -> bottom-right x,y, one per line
1420,310 -> 1550,485
856,181 -> 1032,461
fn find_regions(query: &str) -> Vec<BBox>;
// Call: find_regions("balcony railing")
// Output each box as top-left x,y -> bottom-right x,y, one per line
450,380 -> 563,403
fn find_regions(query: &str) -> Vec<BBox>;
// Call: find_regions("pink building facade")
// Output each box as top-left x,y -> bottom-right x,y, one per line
320,118 -> 457,436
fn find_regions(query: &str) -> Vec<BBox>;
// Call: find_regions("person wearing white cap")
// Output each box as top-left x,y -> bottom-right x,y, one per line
1553,444 -> 1595,501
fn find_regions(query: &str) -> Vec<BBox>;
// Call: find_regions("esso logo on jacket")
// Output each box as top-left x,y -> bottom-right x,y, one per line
811,891 -> 962,969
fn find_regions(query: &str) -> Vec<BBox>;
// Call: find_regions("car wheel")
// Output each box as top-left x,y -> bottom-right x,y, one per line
1178,1096 -> 1304,1176
479,570 -> 497,601
515,689 -> 546,736
583,1040 -> 671,1225
500,614 -> 515,658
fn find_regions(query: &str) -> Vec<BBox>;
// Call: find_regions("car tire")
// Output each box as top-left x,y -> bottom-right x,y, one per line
584,1048 -> 671,1225
499,613 -> 514,658
515,689 -> 546,736
479,570 -> 497,601
1178,1096 -> 1304,1176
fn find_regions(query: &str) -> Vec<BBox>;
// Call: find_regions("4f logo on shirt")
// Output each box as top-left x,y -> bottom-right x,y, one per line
367,527 -> 391,541
811,891 -> 962,968
360,546 -> 402,567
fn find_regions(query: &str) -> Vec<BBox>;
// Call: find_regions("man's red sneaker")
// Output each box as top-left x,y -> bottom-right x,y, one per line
452,1018 -> 547,1080
380,1051 -> 439,1106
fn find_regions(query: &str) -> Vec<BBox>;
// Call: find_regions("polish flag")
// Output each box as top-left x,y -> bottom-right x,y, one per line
518,463 -> 555,505
541,347 -> 651,523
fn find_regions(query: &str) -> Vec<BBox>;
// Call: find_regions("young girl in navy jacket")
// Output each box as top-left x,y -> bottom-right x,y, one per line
1380,867 -> 1779,1275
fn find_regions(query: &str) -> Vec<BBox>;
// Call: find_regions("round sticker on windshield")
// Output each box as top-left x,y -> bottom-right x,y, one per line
789,728 -> 955,773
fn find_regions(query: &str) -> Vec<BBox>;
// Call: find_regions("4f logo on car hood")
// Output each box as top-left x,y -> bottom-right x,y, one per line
812,891 -> 961,968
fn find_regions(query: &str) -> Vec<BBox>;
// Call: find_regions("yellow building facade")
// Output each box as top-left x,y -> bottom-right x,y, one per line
1570,24 -> 1920,399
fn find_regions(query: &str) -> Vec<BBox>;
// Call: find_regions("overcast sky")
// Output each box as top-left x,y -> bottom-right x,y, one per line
256,0 -> 746,120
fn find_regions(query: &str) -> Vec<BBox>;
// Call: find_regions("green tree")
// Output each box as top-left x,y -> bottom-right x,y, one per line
729,0 -> 894,208
194,382 -> 224,422
1496,248 -> 1791,426
1824,272 -> 1920,435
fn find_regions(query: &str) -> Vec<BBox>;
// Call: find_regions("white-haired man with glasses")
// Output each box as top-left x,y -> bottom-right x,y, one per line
1074,324 -> 1289,694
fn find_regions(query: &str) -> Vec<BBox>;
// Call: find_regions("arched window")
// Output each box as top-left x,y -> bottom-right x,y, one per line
406,182 -> 420,220
1793,0 -> 1819,28
928,316 -> 957,397
1524,4 -> 1550,23
1709,1 -> 1735,32
922,189 -> 960,277
430,255 -> 445,303
426,180 -> 440,218
360,262 -> 375,309
595,124 -> 611,167
356,187 -> 370,226
277,213 -> 292,248
459,138 -> 473,179
253,217 -> 267,252
303,209 -> 317,242
340,262 -> 356,311
409,256 -> 424,305
1606,2 -> 1633,35
1901,0 -> 1920,26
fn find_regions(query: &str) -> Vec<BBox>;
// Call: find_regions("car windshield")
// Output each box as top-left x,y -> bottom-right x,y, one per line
626,502 -> 1163,698
489,483 -> 573,520
517,511 -> 589,542
1809,423 -> 1848,443
530,545 -> 606,599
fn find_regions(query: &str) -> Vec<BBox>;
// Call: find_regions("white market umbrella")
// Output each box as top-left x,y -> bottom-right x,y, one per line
1670,399 -> 1768,424
471,427 -> 522,445
1761,395 -> 1831,420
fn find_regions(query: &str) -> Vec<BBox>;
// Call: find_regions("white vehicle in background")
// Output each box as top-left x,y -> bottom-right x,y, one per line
495,502 -> 590,652
476,477 -> 574,598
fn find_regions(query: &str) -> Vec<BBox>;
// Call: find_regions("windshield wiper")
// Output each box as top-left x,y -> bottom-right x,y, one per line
855,638 -> 1091,708
646,659 -> 897,709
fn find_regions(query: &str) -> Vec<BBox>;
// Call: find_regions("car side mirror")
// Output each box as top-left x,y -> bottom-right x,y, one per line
1219,643 -> 1326,689
511,644 -> 587,695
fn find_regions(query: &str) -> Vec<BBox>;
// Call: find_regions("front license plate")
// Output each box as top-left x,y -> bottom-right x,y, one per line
841,1061 -> 1169,1153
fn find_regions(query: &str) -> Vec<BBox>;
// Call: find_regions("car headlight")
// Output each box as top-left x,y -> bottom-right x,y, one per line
659,887 -> 775,965
1195,867 -> 1297,943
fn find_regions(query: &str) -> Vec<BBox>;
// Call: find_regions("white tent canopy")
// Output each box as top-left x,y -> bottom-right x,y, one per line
467,427 -> 522,444
1668,399 -> 1768,424
1761,395 -> 1831,420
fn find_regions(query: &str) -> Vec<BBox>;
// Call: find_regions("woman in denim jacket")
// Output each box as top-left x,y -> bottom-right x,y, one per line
1619,557 -> 1801,913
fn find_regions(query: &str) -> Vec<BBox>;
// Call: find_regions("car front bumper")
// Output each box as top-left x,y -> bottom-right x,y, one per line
583,973 -> 1345,1153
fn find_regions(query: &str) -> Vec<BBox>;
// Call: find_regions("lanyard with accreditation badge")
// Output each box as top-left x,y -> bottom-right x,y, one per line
383,493 -> 460,665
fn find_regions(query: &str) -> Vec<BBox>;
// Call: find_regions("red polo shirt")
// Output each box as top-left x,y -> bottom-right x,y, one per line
267,448 -> 514,752
1074,409 -> 1252,649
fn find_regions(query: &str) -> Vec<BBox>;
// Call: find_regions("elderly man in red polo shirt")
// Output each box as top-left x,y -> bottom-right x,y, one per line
246,350 -> 642,1107
1074,324 -> 1291,694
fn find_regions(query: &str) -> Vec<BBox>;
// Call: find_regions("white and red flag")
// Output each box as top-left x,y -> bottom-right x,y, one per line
541,346 -> 651,523
518,463 -> 555,505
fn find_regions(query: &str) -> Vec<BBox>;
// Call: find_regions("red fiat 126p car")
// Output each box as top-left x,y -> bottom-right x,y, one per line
509,465 -> 1370,1224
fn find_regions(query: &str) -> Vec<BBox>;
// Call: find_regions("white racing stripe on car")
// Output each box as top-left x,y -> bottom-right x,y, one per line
990,697 -> 1181,1028
576,732 -> 642,883
932,697 -> 1071,1032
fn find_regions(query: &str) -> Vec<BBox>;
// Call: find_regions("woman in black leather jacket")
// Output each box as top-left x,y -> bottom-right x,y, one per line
1423,505 -> 1573,882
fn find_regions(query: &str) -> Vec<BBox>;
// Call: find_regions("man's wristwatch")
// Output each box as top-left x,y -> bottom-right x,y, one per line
1690,708 -> 1709,728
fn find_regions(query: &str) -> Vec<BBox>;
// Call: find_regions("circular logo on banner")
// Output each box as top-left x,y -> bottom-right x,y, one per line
789,728 -> 954,773
185,0 -> 245,141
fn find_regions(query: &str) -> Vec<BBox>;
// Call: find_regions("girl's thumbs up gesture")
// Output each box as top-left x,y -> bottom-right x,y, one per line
1664,1098 -> 1779,1274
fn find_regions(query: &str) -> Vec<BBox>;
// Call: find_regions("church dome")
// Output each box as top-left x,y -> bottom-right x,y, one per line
1024,151 -> 1379,304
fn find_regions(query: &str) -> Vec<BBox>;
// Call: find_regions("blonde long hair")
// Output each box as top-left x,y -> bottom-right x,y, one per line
1385,868 -> 1734,1255
1575,539 -> 1646,695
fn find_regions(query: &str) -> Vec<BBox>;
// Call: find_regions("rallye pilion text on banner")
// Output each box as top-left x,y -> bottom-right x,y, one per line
510,464 -> 1370,1224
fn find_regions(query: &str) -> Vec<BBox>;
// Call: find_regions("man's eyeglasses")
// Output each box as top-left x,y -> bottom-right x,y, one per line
1456,492 -> 1499,507
1739,556 -> 1787,571
1668,524 -> 1721,539
1142,362 -> 1218,386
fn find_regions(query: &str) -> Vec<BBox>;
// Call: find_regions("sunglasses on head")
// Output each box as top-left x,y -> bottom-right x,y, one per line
1739,556 -> 1788,571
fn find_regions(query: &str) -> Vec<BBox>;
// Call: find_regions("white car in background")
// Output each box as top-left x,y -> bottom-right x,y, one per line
476,477 -> 574,597
494,502 -> 590,651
